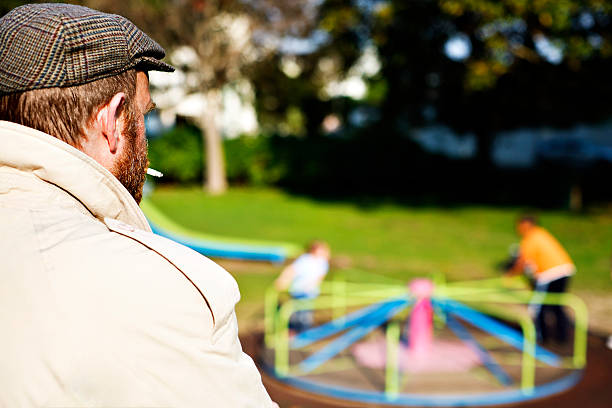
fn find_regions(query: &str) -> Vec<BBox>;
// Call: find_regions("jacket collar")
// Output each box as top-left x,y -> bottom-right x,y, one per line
0,121 -> 151,231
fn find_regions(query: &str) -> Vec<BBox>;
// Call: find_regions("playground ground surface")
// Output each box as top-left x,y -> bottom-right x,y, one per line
241,331 -> 612,408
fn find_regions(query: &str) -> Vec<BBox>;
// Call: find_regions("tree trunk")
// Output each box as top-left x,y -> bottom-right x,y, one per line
568,171 -> 583,212
474,130 -> 493,166
569,182 -> 582,212
201,89 -> 227,195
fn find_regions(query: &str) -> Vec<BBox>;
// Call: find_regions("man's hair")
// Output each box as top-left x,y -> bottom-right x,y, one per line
518,214 -> 538,225
0,70 -> 137,148
307,240 -> 330,254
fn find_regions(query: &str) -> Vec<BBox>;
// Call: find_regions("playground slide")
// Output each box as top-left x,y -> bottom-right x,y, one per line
140,199 -> 301,263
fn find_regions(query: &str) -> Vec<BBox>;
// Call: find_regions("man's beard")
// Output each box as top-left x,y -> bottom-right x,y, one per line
112,105 -> 148,204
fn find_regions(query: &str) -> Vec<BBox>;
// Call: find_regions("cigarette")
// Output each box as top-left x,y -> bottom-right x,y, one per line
146,168 -> 164,178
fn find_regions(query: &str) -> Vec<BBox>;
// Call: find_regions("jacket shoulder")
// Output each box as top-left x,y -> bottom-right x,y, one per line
104,217 -> 240,325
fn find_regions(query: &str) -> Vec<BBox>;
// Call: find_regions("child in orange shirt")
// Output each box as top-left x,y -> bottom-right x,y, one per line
508,215 -> 575,343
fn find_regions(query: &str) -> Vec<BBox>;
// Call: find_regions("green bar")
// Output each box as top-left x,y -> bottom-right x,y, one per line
274,302 -> 293,377
331,278 -> 347,320
332,268 -> 404,285
519,315 -> 536,393
385,320 -> 400,398
562,294 -> 588,368
432,272 -> 447,329
445,276 -> 526,289
291,293 -> 408,313
320,282 -> 406,298
436,286 -> 525,298
432,270 -> 446,288
264,287 -> 279,348
320,281 -> 400,291
433,302 -> 446,329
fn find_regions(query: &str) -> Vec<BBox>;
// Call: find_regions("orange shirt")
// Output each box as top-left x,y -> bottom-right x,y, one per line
520,226 -> 573,275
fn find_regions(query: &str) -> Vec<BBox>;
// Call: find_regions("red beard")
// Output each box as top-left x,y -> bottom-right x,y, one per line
112,105 -> 148,204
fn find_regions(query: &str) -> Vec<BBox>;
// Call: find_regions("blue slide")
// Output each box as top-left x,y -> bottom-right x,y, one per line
141,199 -> 301,263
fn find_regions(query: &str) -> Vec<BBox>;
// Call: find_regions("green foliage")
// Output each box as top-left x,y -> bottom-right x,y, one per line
1,0 -> 86,16
224,136 -> 286,186
433,0 -> 612,90
149,125 -> 289,186
148,125 -> 203,184
145,0 -> 612,166
148,125 -> 612,208
365,78 -> 388,105
1,1 -> 28,15
362,0 -> 612,139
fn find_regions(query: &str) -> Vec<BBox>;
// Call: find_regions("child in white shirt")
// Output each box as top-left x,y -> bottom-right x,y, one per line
275,241 -> 330,331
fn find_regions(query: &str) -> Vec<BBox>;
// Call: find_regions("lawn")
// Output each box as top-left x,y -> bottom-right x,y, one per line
148,186 -> 612,330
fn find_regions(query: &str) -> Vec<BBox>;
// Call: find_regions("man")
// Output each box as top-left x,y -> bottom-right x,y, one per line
0,4 -> 276,407
508,215 -> 575,343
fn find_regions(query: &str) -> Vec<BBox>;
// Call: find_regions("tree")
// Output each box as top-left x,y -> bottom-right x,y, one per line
370,0 -> 612,145
0,1 -> 27,15
249,0 -> 371,136
87,0 -> 317,194
249,0 -> 612,206
366,0 -> 612,208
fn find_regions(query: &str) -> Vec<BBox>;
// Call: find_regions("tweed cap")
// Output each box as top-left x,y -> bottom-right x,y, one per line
0,3 -> 174,96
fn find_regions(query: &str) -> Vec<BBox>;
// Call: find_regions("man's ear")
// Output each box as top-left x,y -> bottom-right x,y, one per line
96,92 -> 126,154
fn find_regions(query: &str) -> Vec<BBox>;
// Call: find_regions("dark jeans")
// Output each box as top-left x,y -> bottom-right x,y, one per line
533,276 -> 570,343
288,293 -> 315,332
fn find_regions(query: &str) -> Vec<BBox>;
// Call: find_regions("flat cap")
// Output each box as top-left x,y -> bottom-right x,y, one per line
0,3 -> 174,96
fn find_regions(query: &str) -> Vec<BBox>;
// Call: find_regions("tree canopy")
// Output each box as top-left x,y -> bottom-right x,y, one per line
250,0 -> 612,141
373,0 -> 612,134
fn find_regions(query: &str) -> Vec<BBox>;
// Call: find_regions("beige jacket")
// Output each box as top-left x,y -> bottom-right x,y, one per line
0,121 -> 274,407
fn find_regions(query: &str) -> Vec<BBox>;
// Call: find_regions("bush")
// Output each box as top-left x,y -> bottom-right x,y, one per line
225,136 -> 287,186
148,124 -> 202,184
148,124 -> 612,207
149,125 -> 287,186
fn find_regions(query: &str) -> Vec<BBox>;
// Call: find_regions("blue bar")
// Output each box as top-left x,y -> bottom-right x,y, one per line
445,313 -> 513,386
263,361 -> 583,407
292,299 -> 410,349
298,299 -> 409,373
436,299 -> 561,367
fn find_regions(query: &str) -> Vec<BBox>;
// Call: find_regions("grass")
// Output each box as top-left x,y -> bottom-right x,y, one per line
149,186 -> 612,328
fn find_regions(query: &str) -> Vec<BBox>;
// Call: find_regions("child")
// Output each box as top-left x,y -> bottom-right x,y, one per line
506,215 -> 575,343
275,240 -> 330,331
